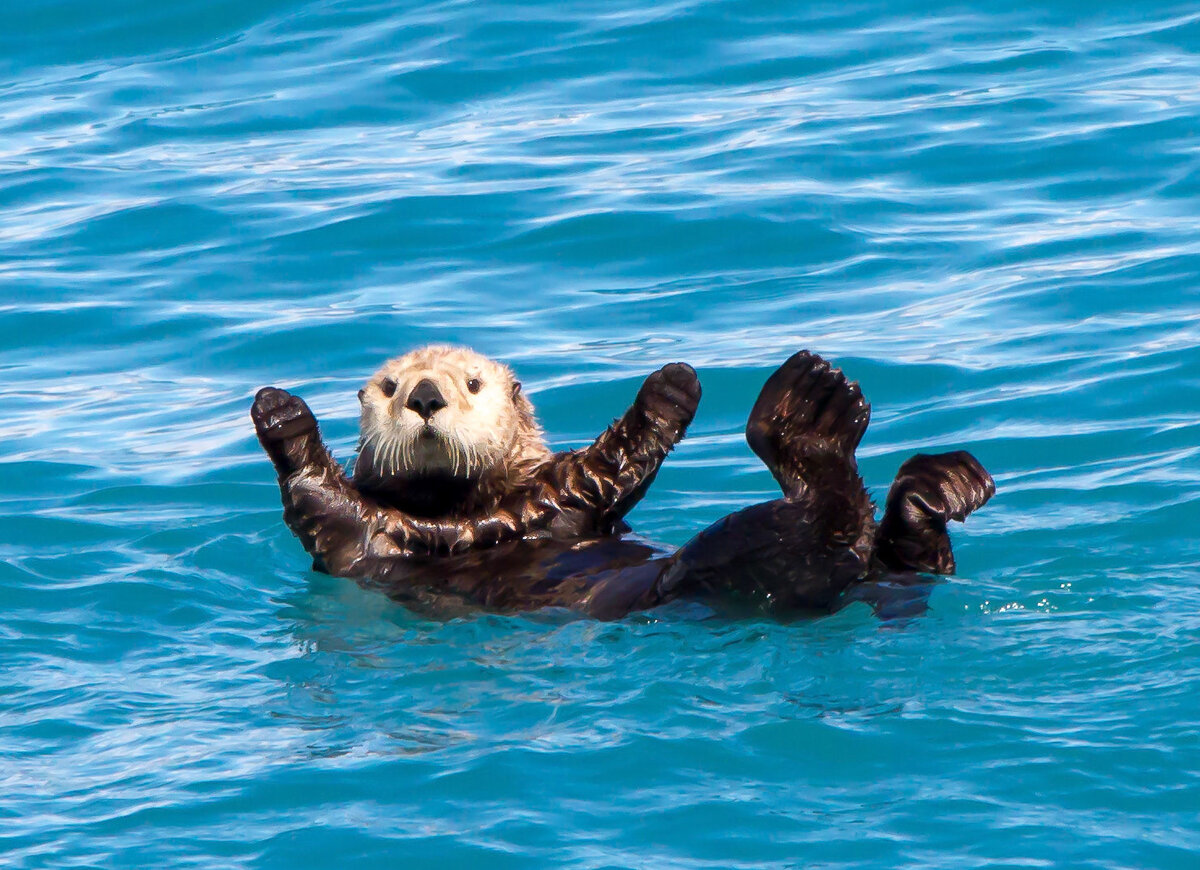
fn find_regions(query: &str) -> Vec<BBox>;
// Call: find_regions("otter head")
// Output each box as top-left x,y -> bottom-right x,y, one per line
354,345 -> 550,493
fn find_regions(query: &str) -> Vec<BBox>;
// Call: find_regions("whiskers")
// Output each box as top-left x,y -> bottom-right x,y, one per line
442,426 -> 482,478
360,429 -> 412,478
360,425 -> 486,479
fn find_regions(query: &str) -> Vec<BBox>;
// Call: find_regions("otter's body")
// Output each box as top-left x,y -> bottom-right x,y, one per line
252,348 -> 994,619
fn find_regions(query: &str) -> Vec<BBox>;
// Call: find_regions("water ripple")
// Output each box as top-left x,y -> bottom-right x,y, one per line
3,0 -> 1200,867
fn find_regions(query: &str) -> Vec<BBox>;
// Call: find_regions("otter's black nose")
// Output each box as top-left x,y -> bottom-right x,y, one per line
405,379 -> 447,420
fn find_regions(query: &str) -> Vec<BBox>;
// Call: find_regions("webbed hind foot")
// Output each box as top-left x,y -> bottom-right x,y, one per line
654,351 -> 877,614
745,350 -> 871,499
875,451 -> 995,575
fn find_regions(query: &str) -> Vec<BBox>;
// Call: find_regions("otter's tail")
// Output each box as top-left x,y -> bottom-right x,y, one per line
874,451 -> 995,575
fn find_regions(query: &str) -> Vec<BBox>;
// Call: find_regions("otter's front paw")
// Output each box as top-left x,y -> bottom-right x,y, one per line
637,362 -> 702,429
252,387 -> 317,442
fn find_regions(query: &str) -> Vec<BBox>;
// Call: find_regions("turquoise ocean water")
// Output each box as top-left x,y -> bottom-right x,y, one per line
3,1 -> 1200,866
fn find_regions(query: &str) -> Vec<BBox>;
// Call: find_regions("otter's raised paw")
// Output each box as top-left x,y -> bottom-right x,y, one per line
251,387 -> 317,442
636,362 -> 702,430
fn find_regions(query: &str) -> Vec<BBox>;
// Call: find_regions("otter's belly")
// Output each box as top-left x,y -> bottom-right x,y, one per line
362,535 -> 672,619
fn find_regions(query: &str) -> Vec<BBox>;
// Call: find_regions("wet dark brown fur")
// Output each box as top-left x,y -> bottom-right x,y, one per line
252,351 -> 995,618
251,361 -> 703,571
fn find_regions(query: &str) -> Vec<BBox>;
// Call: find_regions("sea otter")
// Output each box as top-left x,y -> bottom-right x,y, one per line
252,345 -> 702,572
252,347 -> 994,618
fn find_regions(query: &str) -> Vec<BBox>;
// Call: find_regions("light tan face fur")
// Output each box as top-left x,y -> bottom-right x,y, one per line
357,345 -> 549,480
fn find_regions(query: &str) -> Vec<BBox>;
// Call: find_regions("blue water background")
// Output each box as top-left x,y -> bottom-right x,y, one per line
3,1 -> 1200,866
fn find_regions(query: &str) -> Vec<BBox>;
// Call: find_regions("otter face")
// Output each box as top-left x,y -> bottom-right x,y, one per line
356,345 -> 540,481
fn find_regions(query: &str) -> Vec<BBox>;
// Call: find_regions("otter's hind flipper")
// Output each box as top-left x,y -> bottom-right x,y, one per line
745,350 -> 870,500
651,352 -> 876,614
874,451 -> 995,575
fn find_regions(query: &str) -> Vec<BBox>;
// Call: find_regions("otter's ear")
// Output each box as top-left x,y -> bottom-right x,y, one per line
357,388 -> 366,404
512,381 -> 523,399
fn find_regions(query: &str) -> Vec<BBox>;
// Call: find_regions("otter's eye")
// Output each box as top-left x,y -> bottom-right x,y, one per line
467,377 -> 482,394
380,378 -> 397,398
